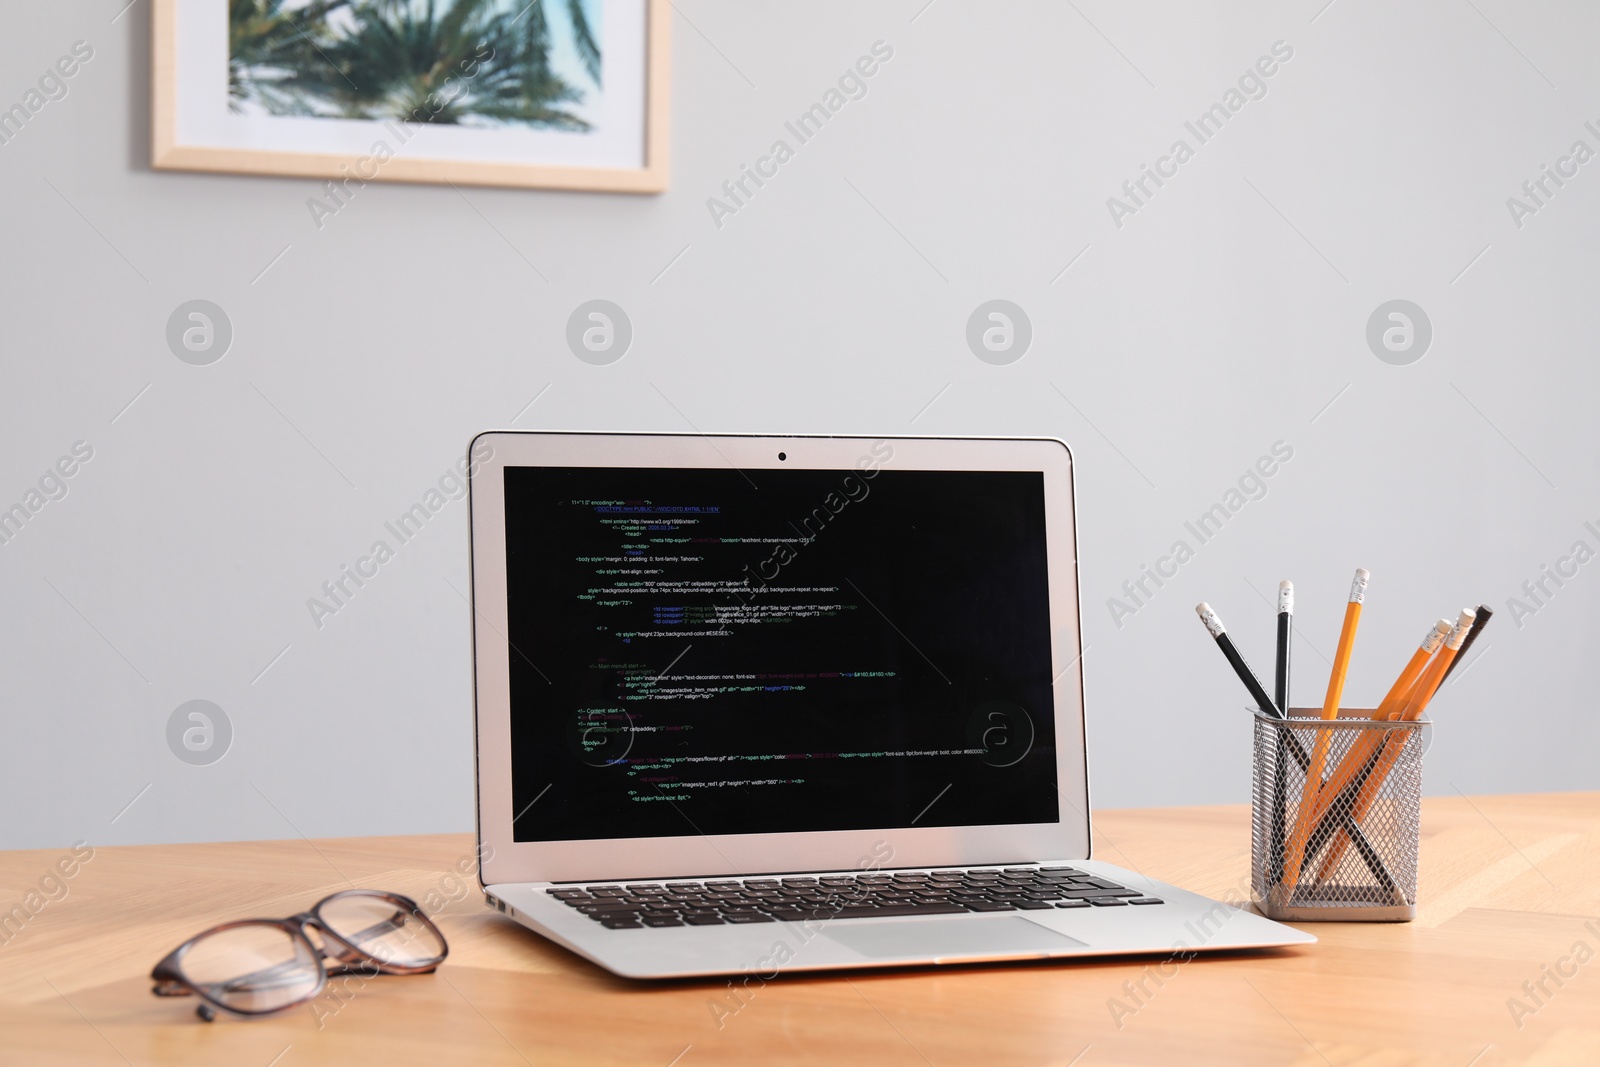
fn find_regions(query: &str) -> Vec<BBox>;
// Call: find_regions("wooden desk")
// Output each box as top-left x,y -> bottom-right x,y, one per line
2,794 -> 1595,1066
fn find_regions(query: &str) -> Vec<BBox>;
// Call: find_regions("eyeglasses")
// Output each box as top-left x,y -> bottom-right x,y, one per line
150,890 -> 448,1021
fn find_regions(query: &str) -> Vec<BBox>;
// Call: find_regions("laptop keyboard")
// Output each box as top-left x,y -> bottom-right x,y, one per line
547,865 -> 1164,929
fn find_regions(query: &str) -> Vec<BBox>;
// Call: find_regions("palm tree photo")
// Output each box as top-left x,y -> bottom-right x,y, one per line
229,0 -> 603,131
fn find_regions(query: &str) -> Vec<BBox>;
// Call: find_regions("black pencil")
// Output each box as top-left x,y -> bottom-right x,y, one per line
1270,582 -> 1293,886
1196,603 -> 1279,716
1274,581 -> 1293,716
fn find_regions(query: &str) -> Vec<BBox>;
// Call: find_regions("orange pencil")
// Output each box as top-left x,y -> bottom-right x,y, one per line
1314,608 -> 1475,882
1392,607 -> 1474,723
1302,619 -> 1451,835
1280,568 -> 1369,892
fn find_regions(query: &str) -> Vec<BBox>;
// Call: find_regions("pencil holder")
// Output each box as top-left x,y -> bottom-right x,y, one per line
1251,708 -> 1425,922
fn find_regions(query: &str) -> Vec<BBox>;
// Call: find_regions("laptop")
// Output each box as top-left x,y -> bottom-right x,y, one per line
467,431 -> 1313,978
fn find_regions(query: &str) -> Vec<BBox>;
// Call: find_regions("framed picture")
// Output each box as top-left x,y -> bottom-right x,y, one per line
152,0 -> 668,193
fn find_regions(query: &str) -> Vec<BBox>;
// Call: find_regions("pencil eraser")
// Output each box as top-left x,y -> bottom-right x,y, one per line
1445,608 -> 1477,649
1195,603 -> 1225,637
1277,581 -> 1293,614
1350,568 -> 1370,602
1422,619 -> 1451,653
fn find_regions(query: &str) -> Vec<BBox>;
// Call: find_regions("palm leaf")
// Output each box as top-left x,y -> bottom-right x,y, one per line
229,0 -> 352,114
566,0 -> 601,85
230,0 -> 597,129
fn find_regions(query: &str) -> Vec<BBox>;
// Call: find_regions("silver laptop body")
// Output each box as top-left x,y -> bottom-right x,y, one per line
468,431 -> 1313,979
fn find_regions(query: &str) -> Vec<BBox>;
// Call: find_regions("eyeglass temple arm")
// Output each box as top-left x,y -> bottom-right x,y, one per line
316,910 -> 427,957
211,913 -> 423,991
216,959 -> 325,995
158,960 -> 317,1001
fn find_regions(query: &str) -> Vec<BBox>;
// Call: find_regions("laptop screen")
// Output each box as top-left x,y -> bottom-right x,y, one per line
502,463 -> 1060,842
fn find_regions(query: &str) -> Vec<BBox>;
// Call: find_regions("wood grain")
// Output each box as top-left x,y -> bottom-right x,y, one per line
1,794 -> 1595,1066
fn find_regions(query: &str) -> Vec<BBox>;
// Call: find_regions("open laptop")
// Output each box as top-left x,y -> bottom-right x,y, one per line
468,431 -> 1313,978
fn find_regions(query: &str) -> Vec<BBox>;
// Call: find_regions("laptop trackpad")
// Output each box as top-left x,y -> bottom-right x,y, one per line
820,917 -> 1086,961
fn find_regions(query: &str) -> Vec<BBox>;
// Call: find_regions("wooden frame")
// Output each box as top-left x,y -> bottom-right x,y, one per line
152,0 -> 669,193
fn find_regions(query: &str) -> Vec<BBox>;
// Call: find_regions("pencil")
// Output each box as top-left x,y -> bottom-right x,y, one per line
1281,568 -> 1369,891
1196,603 -> 1278,716
1440,604 -> 1492,683
1271,582 -> 1293,883
1379,619 -> 1452,717
1321,568 -> 1370,721
1313,608 -> 1476,882
1301,619 -> 1451,847
1394,607 -> 1475,721
1274,581 -> 1293,717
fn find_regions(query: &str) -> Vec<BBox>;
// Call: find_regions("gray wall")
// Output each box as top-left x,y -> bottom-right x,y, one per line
2,1 -> 1596,851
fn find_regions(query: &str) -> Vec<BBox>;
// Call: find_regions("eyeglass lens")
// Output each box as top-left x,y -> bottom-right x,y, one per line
178,923 -> 321,1014
319,893 -> 445,967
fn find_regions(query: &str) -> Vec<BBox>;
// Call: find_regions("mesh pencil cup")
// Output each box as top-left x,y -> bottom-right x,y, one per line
1251,708 -> 1426,922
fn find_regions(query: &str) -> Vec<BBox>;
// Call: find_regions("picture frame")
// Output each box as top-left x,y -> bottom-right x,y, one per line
152,0 -> 669,193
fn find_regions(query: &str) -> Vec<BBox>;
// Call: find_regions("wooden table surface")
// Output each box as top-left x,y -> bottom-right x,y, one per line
2,793 -> 1596,1066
